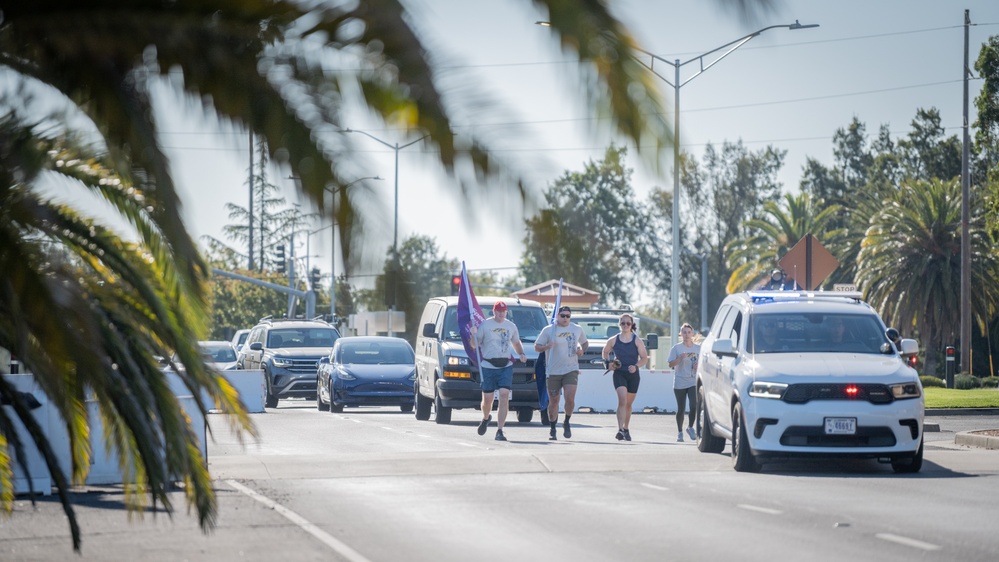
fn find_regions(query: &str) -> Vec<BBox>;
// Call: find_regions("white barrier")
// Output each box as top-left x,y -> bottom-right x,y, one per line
210,369 -> 265,413
5,374 -> 52,495
569,369 -> 687,414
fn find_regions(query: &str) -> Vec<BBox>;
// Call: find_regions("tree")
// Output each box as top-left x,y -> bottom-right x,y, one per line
856,178 -> 999,376
0,0 -> 759,550
725,193 -> 844,292
520,146 -> 660,305
976,36 -> 999,239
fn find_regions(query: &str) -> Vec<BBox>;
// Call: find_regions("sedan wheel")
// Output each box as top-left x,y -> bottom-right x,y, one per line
316,379 -> 329,411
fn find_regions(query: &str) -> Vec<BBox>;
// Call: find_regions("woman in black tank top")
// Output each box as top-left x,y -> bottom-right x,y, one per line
601,313 -> 649,441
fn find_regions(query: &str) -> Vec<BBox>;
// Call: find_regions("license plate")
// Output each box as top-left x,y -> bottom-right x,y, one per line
825,417 -> 857,435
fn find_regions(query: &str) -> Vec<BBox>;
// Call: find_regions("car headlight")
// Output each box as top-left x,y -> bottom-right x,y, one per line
749,381 -> 788,399
409,369 -> 417,381
446,356 -> 470,366
336,367 -> 356,381
271,357 -> 293,367
889,382 -> 921,400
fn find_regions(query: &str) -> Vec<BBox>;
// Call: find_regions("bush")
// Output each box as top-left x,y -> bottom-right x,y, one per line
920,375 -> 945,388
978,376 -> 999,389
954,374 -> 979,390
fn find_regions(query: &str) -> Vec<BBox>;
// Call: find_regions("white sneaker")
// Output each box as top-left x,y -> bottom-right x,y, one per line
677,432 -> 684,442
686,427 -> 696,440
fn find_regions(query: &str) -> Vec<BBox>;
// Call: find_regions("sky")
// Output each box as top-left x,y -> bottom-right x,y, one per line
147,0 -> 999,294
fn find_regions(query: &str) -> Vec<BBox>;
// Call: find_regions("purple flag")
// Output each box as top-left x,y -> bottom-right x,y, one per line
456,261 -> 485,368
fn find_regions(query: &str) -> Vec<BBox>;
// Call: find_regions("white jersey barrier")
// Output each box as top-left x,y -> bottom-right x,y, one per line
569,369 -> 689,414
4,369 -> 267,494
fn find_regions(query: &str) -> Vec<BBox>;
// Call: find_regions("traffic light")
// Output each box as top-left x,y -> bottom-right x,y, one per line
275,244 -> 286,274
309,267 -> 321,291
450,275 -> 461,295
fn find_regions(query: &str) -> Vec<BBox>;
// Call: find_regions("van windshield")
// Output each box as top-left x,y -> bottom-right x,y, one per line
442,305 -> 548,343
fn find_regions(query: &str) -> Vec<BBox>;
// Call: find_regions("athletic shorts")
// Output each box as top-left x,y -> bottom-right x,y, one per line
612,369 -> 640,394
546,371 -> 580,394
481,365 -> 514,393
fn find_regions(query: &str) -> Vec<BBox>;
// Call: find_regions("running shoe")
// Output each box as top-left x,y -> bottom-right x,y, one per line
563,419 -> 572,439
549,426 -> 557,441
615,429 -> 625,441
623,429 -> 631,441
677,431 -> 684,442
686,427 -> 696,440
495,429 -> 507,441
477,415 -> 491,436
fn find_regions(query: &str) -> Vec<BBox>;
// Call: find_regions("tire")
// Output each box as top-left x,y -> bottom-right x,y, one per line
434,392 -> 452,424
316,379 -> 329,412
331,401 -> 344,413
414,385 -> 432,421
517,408 -> 534,424
264,369 -> 279,408
731,402 -> 761,473
696,386 -> 725,453
891,438 -> 924,474
400,404 -> 414,413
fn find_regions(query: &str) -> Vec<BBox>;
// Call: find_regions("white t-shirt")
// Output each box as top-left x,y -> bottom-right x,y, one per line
475,317 -> 521,369
535,323 -> 588,376
668,342 -> 700,389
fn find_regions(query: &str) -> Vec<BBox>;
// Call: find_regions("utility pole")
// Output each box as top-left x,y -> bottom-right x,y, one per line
248,131 -> 255,270
960,9 -> 971,375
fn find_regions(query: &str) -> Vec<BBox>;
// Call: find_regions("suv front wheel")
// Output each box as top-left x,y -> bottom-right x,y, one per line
731,402 -> 761,473
264,369 -> 279,408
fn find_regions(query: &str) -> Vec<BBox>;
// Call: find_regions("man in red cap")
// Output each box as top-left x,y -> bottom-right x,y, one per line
470,300 -> 527,441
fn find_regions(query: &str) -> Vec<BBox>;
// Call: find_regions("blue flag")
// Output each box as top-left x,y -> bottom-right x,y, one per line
456,262 -> 485,368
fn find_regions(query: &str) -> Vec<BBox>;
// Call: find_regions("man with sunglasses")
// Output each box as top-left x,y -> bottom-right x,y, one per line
535,306 -> 588,440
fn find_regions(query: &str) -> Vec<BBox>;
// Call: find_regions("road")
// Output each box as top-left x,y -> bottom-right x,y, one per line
3,402 -> 999,561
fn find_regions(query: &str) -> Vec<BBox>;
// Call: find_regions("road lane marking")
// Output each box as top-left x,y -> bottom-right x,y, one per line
737,504 -> 783,515
226,480 -> 373,562
876,533 -> 941,551
640,483 -> 669,492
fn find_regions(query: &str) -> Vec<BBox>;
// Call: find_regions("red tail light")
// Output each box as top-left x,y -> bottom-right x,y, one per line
845,385 -> 859,397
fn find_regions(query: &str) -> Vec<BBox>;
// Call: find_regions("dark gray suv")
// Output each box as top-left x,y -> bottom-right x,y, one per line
237,317 -> 340,408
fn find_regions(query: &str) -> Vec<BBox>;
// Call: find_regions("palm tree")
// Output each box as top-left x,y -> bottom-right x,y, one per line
857,178 -> 999,376
725,192 -> 843,292
0,0 -> 767,551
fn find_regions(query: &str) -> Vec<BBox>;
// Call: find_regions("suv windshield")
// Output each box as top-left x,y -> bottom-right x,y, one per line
266,327 -> 338,348
747,313 -> 889,354
442,305 -> 548,342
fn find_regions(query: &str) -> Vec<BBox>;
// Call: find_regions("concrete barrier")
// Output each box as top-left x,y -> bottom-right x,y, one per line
5,374 -> 52,495
570,369 -> 683,414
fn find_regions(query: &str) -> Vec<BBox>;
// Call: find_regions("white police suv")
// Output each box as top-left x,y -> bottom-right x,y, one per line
696,291 -> 924,473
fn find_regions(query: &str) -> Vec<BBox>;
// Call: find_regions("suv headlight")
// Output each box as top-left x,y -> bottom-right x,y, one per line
271,357 -> 293,367
749,381 -> 788,399
446,356 -> 470,366
889,382 -> 921,400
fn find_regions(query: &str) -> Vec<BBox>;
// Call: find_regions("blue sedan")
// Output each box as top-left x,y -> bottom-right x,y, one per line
317,336 -> 416,413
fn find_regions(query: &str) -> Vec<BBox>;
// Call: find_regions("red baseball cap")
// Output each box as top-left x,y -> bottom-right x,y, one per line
493,301 -> 508,311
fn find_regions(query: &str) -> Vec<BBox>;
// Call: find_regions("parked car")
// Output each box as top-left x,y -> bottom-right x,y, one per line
316,336 -> 416,413
231,329 -> 251,352
198,341 -> 239,371
572,307 -> 658,370
414,296 -> 546,424
696,291 -> 924,473
237,317 -> 340,408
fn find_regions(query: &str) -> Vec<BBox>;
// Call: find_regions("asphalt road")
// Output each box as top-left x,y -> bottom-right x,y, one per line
3,404 -> 998,561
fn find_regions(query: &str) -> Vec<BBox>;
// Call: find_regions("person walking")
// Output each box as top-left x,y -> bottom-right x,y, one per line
535,306 -> 588,440
667,323 -> 700,442
470,301 -> 527,441
601,313 -> 648,441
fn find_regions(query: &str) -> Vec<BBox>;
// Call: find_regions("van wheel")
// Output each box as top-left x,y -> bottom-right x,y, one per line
696,386 -> 725,453
434,392 -> 452,424
414,385 -> 432,420
731,402 -> 761,473
517,408 -> 534,423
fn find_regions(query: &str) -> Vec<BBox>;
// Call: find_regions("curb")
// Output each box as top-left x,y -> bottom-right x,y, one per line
925,408 -> 999,416
955,430 -> 999,450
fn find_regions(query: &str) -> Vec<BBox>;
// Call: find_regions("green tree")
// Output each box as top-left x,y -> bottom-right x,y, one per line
520,146 -> 660,305
725,193 -> 843,292
976,36 -> 999,239
857,178 -> 999,376
0,0 -> 756,550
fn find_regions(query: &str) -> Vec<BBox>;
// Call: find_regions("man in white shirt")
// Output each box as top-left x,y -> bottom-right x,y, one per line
535,306 -> 588,440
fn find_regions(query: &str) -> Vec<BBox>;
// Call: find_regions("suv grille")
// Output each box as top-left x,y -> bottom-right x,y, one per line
279,356 -> 324,374
782,383 -> 893,404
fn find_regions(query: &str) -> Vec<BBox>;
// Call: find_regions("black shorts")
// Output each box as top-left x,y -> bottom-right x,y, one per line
612,369 -> 640,393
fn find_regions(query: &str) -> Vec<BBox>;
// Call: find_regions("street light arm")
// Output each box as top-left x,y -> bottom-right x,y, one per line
344,128 -> 430,151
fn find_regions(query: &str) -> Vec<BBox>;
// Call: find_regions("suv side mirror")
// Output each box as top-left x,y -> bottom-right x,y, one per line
249,342 -> 263,351
711,339 -> 737,357
422,323 -> 437,338
644,333 -> 659,350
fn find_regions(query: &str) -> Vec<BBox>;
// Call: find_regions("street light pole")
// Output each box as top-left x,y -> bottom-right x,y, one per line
636,20 -> 818,344
345,129 -> 429,336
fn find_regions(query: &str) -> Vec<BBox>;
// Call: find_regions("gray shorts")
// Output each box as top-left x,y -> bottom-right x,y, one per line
546,371 -> 580,394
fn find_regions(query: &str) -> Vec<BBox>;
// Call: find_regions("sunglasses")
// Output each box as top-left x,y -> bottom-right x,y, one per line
559,314 -> 571,319
619,321 -> 632,326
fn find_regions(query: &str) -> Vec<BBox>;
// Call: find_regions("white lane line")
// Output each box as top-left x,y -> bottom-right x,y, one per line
737,504 -> 783,515
640,482 -> 669,492
876,533 -> 941,551
226,480 -> 373,562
